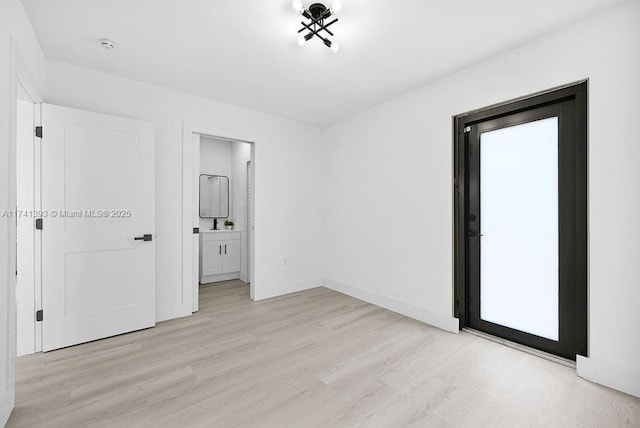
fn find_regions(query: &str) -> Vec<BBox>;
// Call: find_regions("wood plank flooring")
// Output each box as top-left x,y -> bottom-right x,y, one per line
7,280 -> 640,427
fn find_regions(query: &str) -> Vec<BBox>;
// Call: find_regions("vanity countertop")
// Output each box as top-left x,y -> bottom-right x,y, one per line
200,229 -> 241,233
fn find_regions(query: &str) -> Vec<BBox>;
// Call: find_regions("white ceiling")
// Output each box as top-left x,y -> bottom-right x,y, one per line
22,0 -> 626,126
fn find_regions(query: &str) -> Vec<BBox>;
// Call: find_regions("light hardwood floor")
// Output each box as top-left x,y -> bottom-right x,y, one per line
7,281 -> 640,427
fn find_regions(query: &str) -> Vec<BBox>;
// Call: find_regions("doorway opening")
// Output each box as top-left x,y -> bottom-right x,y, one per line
183,129 -> 256,312
453,81 -> 588,360
197,136 -> 254,302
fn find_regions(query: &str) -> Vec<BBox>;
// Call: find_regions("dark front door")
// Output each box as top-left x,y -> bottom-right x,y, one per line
455,82 -> 587,360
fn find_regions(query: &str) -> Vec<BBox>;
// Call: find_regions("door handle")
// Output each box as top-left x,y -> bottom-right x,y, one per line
467,230 -> 483,237
134,234 -> 152,241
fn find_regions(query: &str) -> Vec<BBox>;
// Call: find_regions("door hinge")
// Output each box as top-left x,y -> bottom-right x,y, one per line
36,310 -> 43,322
35,126 -> 43,138
35,218 -> 43,230
193,227 -> 200,234
464,126 -> 472,133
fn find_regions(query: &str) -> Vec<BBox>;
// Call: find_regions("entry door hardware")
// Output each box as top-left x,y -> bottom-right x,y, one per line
134,234 -> 153,241
36,310 -> 43,322
35,126 -> 43,138
35,218 -> 43,230
193,227 -> 200,234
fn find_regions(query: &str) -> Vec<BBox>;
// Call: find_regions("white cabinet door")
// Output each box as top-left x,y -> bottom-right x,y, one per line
41,104 -> 155,352
202,240 -> 224,276
222,240 -> 241,273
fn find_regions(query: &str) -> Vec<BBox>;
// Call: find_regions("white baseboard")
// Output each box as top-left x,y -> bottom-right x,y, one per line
0,390 -> 14,428
577,355 -> 640,398
322,278 -> 459,334
240,271 -> 247,283
254,277 -> 322,301
200,272 -> 240,284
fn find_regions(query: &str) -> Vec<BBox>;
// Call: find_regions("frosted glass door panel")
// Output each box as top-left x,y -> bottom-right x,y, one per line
480,117 -> 559,341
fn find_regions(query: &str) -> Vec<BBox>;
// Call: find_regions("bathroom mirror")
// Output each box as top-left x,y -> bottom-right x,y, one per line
199,174 -> 229,218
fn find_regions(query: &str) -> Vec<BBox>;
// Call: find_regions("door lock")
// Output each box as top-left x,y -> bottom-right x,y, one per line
467,230 -> 483,237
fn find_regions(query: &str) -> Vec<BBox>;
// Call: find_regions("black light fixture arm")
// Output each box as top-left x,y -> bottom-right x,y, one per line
298,18 -> 338,37
302,23 -> 332,49
299,21 -> 332,45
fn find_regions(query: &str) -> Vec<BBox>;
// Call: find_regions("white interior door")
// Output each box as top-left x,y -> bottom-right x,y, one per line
41,104 -> 155,352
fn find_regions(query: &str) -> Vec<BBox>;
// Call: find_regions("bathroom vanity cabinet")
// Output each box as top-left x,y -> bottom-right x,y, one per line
199,230 -> 241,283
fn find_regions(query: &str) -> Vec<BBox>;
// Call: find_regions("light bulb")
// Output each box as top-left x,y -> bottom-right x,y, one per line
292,0 -> 303,13
297,35 -> 308,47
330,0 -> 342,14
330,42 -> 340,53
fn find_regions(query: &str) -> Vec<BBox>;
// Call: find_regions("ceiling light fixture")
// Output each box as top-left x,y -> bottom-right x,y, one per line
293,1 -> 342,53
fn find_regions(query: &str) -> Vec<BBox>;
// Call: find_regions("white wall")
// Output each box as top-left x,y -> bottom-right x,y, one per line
46,60 -> 324,321
0,0 -> 46,424
322,1 -> 640,397
200,136 -> 232,177
199,136 -> 232,231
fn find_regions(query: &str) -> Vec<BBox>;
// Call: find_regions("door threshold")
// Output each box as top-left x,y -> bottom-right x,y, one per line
463,328 -> 576,368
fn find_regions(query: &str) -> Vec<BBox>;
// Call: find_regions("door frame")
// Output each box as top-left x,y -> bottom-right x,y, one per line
13,49 -> 43,356
15,79 -> 41,357
182,123 -> 259,308
4,38 -> 44,424
246,160 -> 254,285
453,80 -> 588,357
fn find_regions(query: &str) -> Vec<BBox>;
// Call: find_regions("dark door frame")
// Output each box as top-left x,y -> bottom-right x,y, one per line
453,80 -> 588,359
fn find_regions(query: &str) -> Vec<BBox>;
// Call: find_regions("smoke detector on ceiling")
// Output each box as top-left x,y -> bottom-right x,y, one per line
100,39 -> 115,50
